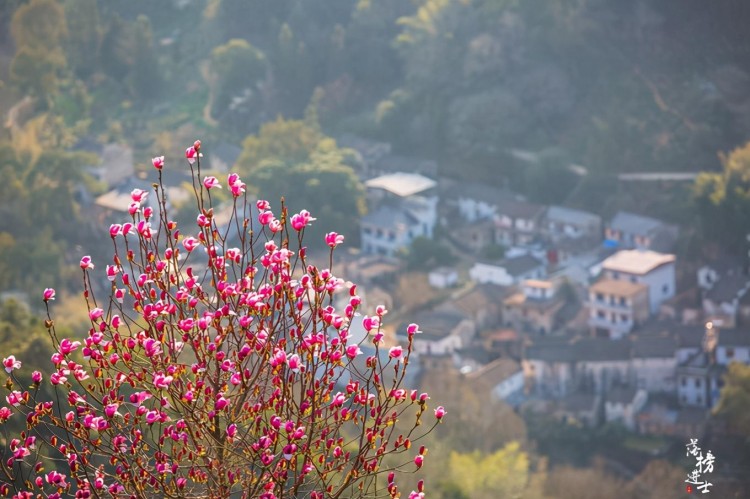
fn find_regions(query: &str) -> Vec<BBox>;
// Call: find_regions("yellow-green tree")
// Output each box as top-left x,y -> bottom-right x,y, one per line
236,116 -> 322,172
10,0 -> 68,97
442,442 -> 529,499
714,362 -> 750,437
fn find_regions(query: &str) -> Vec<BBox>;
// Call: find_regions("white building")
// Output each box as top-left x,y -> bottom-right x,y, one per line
605,386 -> 648,430
469,254 -> 545,286
360,173 -> 438,257
600,249 -> 676,314
588,278 -> 650,339
428,267 -> 458,289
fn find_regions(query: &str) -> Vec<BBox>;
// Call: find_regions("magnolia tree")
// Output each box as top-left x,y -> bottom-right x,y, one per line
0,141 -> 444,498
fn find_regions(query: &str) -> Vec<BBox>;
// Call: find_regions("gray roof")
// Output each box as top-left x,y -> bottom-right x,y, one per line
632,335 -> 678,358
499,254 -> 544,277
675,407 -> 709,425
705,274 -> 750,304
546,206 -> 601,226
718,328 -> 750,347
608,211 -> 666,235
525,337 -> 577,363
607,386 -> 638,404
572,338 -> 632,362
497,198 -> 545,220
402,310 -> 465,340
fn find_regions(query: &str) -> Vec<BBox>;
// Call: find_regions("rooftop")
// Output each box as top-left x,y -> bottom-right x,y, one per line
607,386 -> 638,405
361,205 -> 418,230
608,211 -> 667,235
590,278 -> 648,297
602,249 -> 675,275
546,205 -> 601,226
497,198 -> 545,220
365,172 -> 437,197
465,358 -> 522,386
499,254 -> 545,277
705,273 -> 750,304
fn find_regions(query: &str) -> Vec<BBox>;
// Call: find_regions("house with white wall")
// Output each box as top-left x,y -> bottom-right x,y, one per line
544,206 -> 602,242
588,278 -> 650,339
604,211 -> 678,252
469,254 -> 545,286
360,173 -> 438,257
600,249 -> 676,314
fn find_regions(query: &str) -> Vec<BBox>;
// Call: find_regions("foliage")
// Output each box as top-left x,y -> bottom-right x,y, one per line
692,141 -> 750,253
714,362 -> 750,437
403,237 -> 453,271
0,141 -> 441,498
209,38 -> 268,122
236,116 -> 322,172
442,442 -> 529,499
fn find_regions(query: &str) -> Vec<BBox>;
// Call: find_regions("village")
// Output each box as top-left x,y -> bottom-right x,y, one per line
80,135 -> 750,447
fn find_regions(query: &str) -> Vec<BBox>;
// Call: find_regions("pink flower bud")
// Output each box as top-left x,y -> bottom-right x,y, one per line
152,156 -> 164,170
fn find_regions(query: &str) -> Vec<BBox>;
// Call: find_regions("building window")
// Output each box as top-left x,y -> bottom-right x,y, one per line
620,314 -> 628,323
596,293 -> 604,302
697,395 -> 703,405
726,348 -> 735,359
597,311 -> 606,319
695,378 -> 702,388
681,377 -> 687,387
619,297 -> 626,306
630,276 -> 638,283
612,271 -> 619,280
363,227 -> 372,235
663,284 -> 669,295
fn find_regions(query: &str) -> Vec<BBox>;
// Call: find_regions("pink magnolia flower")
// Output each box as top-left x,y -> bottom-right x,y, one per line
3,356 -> 21,373
5,391 -> 24,407
345,344 -> 362,359
185,145 -> 202,165
414,454 -> 424,468
152,156 -> 164,170
203,176 -> 221,190
130,188 -> 148,204
325,232 -> 344,248
89,308 -> 104,321
291,210 -> 316,231
31,371 -> 42,384
153,373 -> 173,390
59,339 -> 81,355
43,288 -> 55,301
182,237 -> 200,252
79,255 -> 94,270
0,407 -> 11,422
434,406 -> 447,420
388,346 -> 403,360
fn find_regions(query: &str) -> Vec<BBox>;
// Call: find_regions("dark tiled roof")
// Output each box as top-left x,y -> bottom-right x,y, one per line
632,335 -> 678,358
705,274 -> 750,304
500,254 -> 544,277
607,386 -> 637,404
403,310 -> 465,340
572,338 -> 632,362
497,198 -> 545,220
718,328 -> 750,347
608,211 -> 666,235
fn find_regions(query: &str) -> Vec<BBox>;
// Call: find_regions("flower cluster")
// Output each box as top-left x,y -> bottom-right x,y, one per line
0,141 -> 444,498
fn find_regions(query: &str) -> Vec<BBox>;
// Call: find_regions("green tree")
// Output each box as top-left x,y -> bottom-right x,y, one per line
714,362 -> 750,437
63,0 -> 100,78
252,139 -> 365,243
236,116 -> 323,172
693,141 -> 750,253
442,442 -> 529,499
403,236 -> 453,271
210,38 -> 268,121
10,0 -> 68,97
129,15 -> 163,104
99,14 -> 134,81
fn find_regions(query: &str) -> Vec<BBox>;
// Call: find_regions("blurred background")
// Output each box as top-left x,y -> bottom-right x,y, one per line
1,0 -> 750,497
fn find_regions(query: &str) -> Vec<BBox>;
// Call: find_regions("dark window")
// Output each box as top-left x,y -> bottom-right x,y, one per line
619,297 -> 626,306
597,311 -> 606,319
630,276 -> 638,283
695,378 -> 702,388
726,348 -> 735,359
596,293 -> 604,302
663,284 -> 669,295
681,377 -> 687,387
620,314 -> 628,322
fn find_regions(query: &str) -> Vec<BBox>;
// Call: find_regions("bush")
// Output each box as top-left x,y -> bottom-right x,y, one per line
0,141 -> 443,498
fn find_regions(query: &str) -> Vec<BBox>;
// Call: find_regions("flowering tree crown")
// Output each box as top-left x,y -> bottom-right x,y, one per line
0,141 -> 443,498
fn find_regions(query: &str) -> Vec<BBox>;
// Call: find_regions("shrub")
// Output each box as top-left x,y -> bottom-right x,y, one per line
0,141 -> 443,498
